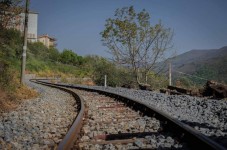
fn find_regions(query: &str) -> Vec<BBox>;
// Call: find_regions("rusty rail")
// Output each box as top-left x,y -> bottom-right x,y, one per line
30,79 -> 85,150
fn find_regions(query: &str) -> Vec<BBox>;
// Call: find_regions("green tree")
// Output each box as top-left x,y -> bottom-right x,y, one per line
60,49 -> 78,65
101,6 -> 173,85
0,28 -> 22,59
49,47 -> 60,62
27,42 -> 49,59
92,57 -> 118,86
83,55 -> 133,87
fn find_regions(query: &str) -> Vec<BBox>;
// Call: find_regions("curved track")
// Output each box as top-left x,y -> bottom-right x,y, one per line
31,79 -> 226,150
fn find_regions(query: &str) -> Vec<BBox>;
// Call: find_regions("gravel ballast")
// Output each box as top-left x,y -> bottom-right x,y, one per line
70,84 -> 227,147
0,80 -> 77,149
74,89 -> 187,149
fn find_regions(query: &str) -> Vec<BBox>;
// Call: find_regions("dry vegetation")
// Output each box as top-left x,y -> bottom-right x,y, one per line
0,70 -> 38,113
0,85 -> 38,113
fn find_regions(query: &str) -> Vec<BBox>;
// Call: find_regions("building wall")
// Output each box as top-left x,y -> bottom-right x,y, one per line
49,40 -> 55,47
38,34 -> 56,48
5,11 -> 38,43
19,12 -> 38,42
38,37 -> 49,48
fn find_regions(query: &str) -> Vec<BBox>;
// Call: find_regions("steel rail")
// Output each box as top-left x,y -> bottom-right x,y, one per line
30,79 -> 85,150
33,79 -> 226,150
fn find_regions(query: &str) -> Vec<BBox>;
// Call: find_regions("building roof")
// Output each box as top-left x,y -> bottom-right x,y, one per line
20,9 -> 39,14
29,11 -> 39,14
38,34 -> 56,41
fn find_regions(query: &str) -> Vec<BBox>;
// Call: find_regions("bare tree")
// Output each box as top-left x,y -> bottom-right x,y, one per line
101,6 -> 173,85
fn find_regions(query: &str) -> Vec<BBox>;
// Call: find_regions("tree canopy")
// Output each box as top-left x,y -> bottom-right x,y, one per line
0,0 -> 23,28
60,49 -> 83,65
101,6 -> 173,84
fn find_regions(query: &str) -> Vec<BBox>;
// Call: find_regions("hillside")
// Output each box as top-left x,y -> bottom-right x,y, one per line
169,46 -> 227,85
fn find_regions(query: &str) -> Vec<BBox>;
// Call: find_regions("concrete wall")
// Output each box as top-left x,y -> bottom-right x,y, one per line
38,36 -> 50,48
19,12 -> 38,42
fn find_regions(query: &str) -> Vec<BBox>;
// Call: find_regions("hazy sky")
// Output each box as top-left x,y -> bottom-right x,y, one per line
30,0 -> 227,57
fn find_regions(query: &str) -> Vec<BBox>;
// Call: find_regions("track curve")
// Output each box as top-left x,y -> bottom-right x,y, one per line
31,79 -> 226,150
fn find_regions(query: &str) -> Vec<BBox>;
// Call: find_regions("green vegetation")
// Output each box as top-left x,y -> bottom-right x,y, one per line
173,63 -> 227,89
0,4 -> 172,93
0,60 -> 18,92
0,3 -> 170,94
0,27 -> 169,91
0,28 -> 125,86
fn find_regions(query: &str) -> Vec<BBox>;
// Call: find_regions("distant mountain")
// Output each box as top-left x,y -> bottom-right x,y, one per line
161,46 -> 227,84
170,46 -> 227,73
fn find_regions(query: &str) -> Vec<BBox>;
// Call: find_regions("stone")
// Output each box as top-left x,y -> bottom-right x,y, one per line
134,139 -> 144,148
164,143 -> 172,148
31,144 -> 40,150
43,139 -> 55,146
166,136 -> 174,144
0,130 -> 3,137
81,136 -> 89,141
83,127 -> 90,134
149,138 -> 156,145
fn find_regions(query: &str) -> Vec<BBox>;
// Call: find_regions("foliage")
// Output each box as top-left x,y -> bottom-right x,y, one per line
0,0 -> 23,28
0,25 -> 171,92
101,6 -> 173,84
0,59 -> 21,95
173,62 -> 227,89
92,56 -> 118,86
146,72 -> 168,89
27,42 -> 49,59
83,55 -> 143,87
60,49 -> 78,65
193,66 -> 218,85
49,47 -> 60,62
0,28 -> 23,58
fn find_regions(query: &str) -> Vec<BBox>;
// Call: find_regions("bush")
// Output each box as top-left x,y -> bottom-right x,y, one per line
0,28 -> 23,59
0,60 -> 20,92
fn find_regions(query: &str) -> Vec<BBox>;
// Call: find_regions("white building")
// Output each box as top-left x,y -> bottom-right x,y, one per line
7,11 -> 38,42
19,11 -> 38,42
38,34 -> 56,48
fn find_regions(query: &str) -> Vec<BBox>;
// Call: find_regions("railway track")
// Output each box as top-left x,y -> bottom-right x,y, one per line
31,79 -> 226,150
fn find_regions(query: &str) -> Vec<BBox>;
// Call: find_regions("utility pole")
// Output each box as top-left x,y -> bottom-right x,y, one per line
104,75 -> 107,87
169,62 -> 172,86
20,0 -> 29,84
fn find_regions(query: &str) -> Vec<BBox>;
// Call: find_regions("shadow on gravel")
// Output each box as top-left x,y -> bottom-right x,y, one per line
209,135 -> 227,148
181,120 -> 218,130
181,120 -> 227,148
95,132 -> 158,140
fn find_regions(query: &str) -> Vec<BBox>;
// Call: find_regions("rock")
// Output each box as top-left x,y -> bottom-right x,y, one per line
166,136 -> 174,144
31,144 -> 40,150
83,126 -> 90,134
43,139 -> 55,146
134,139 -> 144,147
53,137 -> 61,143
103,144 -> 115,150
81,136 -> 89,141
0,130 -> 3,137
164,143 -> 172,148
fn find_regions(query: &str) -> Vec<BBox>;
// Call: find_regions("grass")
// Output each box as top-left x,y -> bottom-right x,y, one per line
0,68 -> 38,113
26,57 -> 91,78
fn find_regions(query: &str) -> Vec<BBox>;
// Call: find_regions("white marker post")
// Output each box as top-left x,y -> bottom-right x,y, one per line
169,62 -> 172,86
104,75 -> 107,87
